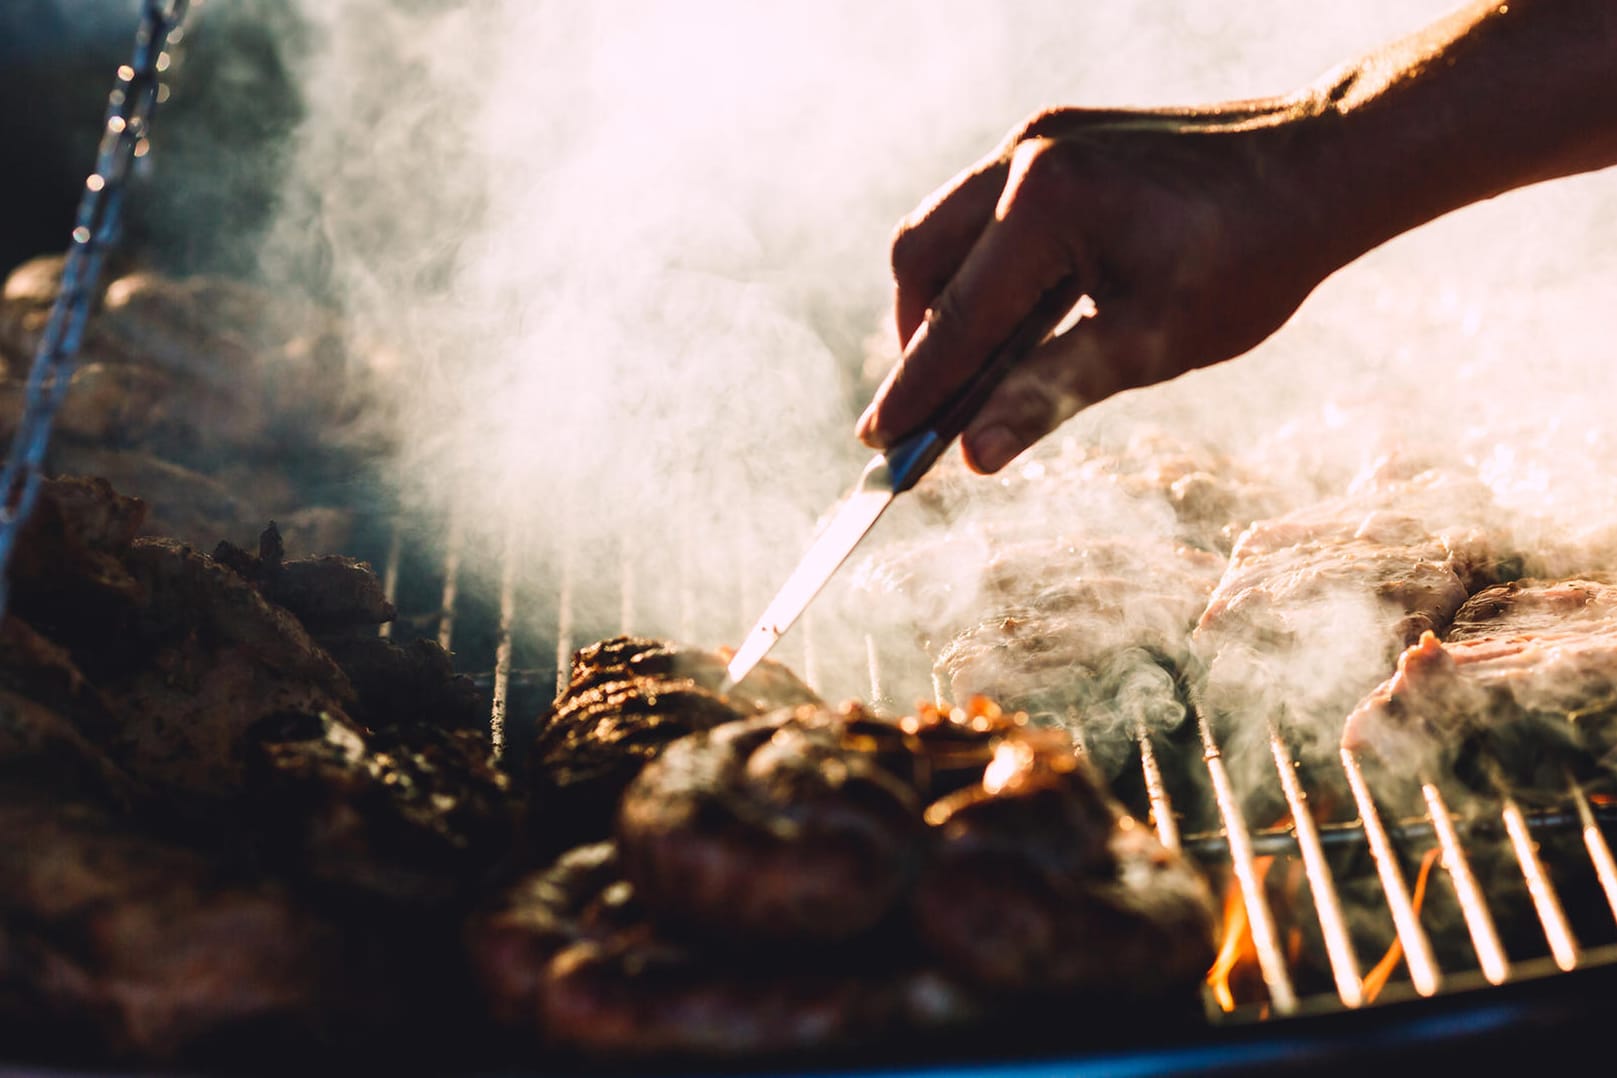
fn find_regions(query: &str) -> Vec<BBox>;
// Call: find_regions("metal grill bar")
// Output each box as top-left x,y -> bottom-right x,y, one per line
1198,714 -> 1298,1014
1340,749 -> 1442,997
1138,727 -> 1179,852
1422,780 -> 1510,985
1498,786 -> 1580,971
437,512 -> 464,653
1268,728 -> 1363,1007
1572,774 -> 1617,921
490,519 -> 519,759
389,529 -> 1617,1025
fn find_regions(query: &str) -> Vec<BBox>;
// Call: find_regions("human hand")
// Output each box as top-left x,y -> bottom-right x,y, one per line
857,103 -> 1339,474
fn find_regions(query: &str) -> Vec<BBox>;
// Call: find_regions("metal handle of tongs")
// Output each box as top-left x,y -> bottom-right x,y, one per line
879,282 -> 1087,495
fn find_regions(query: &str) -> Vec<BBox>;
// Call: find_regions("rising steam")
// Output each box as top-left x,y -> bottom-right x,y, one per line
254,0 -> 1617,740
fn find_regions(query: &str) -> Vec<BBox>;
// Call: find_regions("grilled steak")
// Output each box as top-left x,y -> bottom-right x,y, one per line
1191,467 -> 1519,751
1342,575 -> 1617,786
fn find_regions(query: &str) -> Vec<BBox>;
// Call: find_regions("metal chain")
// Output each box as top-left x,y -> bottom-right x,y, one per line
0,0 -> 193,614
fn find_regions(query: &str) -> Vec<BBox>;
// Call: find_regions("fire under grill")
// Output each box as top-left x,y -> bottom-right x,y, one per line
357,510 -> 1617,1067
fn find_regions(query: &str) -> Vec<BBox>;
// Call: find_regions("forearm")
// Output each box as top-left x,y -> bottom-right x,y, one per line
1292,0 -> 1617,271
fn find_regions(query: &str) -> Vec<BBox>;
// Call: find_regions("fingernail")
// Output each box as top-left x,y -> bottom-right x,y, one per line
855,403 -> 877,441
967,425 -> 1020,473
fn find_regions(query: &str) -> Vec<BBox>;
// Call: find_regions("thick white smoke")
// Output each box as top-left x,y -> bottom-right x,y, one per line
258,0 -> 1617,714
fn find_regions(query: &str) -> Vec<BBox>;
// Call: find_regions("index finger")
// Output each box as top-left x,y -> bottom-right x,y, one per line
859,141 -> 1085,448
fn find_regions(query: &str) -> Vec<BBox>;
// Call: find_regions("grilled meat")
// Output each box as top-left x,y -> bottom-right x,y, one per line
528,635 -> 823,856
617,703 -> 925,944
0,685 -> 389,1069
929,537 -> 1223,725
913,727 -> 1216,995
1191,467 -> 1519,747
245,712 -> 516,908
214,523 -> 395,639
102,537 -> 357,804
465,841 -> 980,1063
1342,576 -> 1617,785
560,634 -> 822,714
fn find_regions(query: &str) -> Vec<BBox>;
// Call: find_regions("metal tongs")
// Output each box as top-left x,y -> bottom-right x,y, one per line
722,285 -> 1084,690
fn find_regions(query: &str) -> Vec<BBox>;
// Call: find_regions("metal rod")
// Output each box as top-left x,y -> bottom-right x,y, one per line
377,525 -> 402,641
1569,771 -> 1617,924
619,533 -> 635,635
1270,729 -> 1362,1007
437,511 -> 463,653
866,633 -> 886,708
1422,781 -> 1509,985
1199,714 -> 1297,1014
554,524 -> 575,699
490,518 -> 519,760
1339,750 -> 1441,997
1498,788 -> 1580,971
1136,725 -> 1180,852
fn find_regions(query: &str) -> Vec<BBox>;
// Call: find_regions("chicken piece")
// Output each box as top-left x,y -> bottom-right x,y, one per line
616,703 -> 926,944
1342,576 -> 1617,785
528,676 -> 752,856
560,634 -> 821,715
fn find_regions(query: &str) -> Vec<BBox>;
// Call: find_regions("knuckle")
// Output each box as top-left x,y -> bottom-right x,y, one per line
888,216 -> 928,284
1008,138 -> 1080,204
1008,106 -> 1070,147
925,285 -> 971,339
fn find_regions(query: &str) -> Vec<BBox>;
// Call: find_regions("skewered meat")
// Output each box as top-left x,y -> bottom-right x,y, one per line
464,841 -> 980,1063
1342,576 -> 1617,784
527,636 -> 823,855
617,703 -> 926,943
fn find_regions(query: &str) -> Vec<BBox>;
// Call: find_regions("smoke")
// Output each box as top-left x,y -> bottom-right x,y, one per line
249,0 -> 1617,757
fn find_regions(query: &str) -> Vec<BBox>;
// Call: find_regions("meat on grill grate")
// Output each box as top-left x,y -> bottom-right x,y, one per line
1343,574 -> 1617,785
474,699 -> 1216,1061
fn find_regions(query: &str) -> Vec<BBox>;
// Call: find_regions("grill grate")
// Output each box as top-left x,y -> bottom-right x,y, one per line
366,517 -> 1617,1028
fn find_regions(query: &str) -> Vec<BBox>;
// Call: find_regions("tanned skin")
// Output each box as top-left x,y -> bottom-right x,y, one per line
857,0 -> 1617,474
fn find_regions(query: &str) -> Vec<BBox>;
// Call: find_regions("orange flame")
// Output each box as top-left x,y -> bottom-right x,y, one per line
1360,846 -> 1442,1002
1206,857 -> 1275,1013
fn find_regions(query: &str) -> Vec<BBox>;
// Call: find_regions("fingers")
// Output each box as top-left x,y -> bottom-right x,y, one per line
960,314 -> 1173,474
889,159 -> 1008,347
860,139 -> 1085,449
